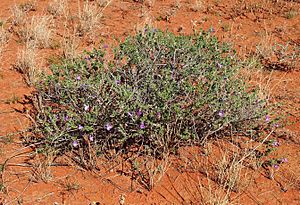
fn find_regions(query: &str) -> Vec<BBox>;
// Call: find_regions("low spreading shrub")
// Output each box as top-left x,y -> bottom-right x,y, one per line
29,29 -> 271,159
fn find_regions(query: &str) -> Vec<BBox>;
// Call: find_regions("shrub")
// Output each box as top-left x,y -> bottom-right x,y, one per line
29,29 -> 270,159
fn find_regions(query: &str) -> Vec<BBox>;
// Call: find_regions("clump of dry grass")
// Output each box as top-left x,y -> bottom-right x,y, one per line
0,23 -> 10,57
214,151 -> 244,193
18,15 -> 54,48
47,0 -> 68,17
256,32 -> 300,71
76,1 -> 103,36
10,4 -> 28,26
190,0 -> 204,12
61,32 -> 79,60
10,0 -> 37,26
14,41 -> 40,85
96,0 -> 111,7
19,0 -> 37,12
176,135 -> 273,204
29,153 -> 54,183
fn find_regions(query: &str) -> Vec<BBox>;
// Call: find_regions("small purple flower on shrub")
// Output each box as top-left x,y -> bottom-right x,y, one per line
136,109 -> 143,117
76,76 -> 81,81
128,112 -> 133,117
217,63 -> 223,69
78,125 -> 84,130
84,104 -> 89,111
105,123 -> 113,131
265,115 -> 270,123
209,27 -> 215,33
157,112 -> 161,119
72,140 -> 79,148
281,158 -> 288,163
218,110 -> 225,117
140,122 -> 145,129
273,164 -> 279,169
272,140 -> 280,147
89,135 -> 94,142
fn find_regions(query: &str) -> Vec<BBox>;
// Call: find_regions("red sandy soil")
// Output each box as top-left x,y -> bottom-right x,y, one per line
0,0 -> 299,204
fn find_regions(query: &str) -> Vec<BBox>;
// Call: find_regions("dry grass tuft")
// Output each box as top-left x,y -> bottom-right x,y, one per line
190,0 -> 204,12
0,23 -> 10,58
29,154 -> 54,183
76,1 -> 106,36
61,32 -> 80,60
18,15 -> 54,48
47,0 -> 69,17
10,4 -> 28,26
256,31 -> 300,71
14,41 -> 40,85
214,151 -> 244,193
256,32 -> 274,60
95,0 -> 111,7
19,0 -> 37,12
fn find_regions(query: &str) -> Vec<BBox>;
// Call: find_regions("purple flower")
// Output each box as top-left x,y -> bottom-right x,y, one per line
76,75 -> 81,81
85,57 -> 91,61
78,124 -> 84,130
273,164 -> 279,169
72,140 -> 79,148
105,123 -> 113,131
272,140 -> 280,147
217,63 -> 223,69
136,109 -> 143,117
265,115 -> 270,123
89,135 -> 94,142
84,104 -> 89,111
140,122 -> 145,129
144,28 -> 148,32
115,80 -> 121,84
128,112 -> 133,117
153,28 -> 157,32
103,44 -> 108,49
64,115 -> 69,121
281,158 -> 288,163
157,112 -> 161,119
209,27 -> 215,33
218,110 -> 225,117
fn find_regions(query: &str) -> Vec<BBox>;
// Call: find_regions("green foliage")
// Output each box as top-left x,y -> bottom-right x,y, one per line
29,29 -> 271,158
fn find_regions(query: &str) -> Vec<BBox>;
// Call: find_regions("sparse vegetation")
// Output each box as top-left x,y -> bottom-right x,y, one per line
256,35 -> 300,71
18,15 -> 54,48
47,0 -> 68,17
284,8 -> 298,19
76,1 -> 102,36
0,23 -> 10,58
14,41 -> 39,85
10,4 -> 28,26
61,32 -> 80,60
19,0 -> 37,12
191,0 -> 204,12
